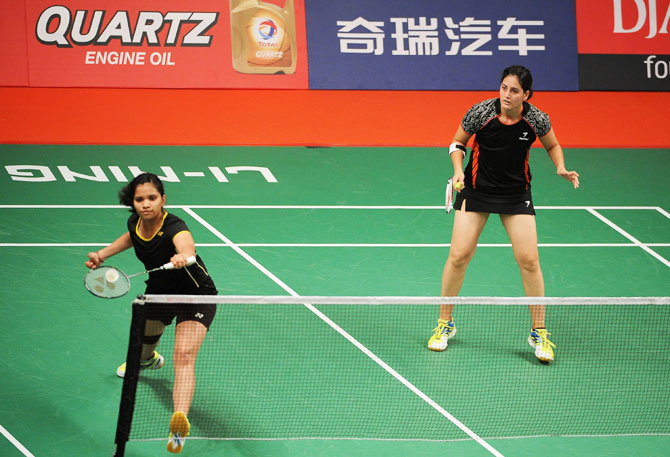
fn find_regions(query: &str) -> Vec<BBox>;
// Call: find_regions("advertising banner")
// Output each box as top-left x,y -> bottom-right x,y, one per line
8,1 -> 667,91
0,1 -> 29,86
304,0 -> 579,90
577,0 -> 670,90
22,0 -> 309,88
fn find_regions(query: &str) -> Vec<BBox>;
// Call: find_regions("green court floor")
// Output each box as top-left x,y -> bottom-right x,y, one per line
1,145 -> 669,457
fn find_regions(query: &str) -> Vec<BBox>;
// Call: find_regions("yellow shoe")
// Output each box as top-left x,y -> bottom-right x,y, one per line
167,411 -> 190,454
428,319 -> 457,351
116,351 -> 164,378
528,328 -> 556,362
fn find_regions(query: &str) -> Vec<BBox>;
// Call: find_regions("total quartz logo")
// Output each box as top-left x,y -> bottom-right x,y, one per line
34,6 -> 219,67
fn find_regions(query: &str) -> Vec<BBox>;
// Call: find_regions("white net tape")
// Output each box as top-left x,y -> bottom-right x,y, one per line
136,295 -> 670,306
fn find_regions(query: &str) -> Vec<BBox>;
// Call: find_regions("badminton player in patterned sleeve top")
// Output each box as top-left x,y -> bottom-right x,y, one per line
428,66 -> 580,363
85,172 -> 217,454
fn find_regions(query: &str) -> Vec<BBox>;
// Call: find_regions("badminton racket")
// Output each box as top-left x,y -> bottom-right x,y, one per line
445,178 -> 454,214
84,256 -> 196,299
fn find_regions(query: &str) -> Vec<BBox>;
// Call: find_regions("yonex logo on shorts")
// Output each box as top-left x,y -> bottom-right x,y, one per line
195,313 -> 204,319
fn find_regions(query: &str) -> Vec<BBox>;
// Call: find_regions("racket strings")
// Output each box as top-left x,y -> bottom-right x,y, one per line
84,267 -> 131,298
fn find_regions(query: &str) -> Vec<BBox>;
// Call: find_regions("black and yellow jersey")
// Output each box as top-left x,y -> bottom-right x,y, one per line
127,211 -> 217,295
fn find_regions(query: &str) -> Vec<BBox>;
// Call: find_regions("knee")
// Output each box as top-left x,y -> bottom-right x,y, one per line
446,249 -> 475,270
173,346 -> 198,367
516,253 -> 541,273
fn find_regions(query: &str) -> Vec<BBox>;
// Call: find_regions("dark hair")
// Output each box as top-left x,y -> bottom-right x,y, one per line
119,172 -> 165,212
501,65 -> 533,100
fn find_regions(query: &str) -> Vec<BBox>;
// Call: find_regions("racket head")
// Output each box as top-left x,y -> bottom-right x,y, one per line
445,178 -> 454,214
84,266 -> 131,299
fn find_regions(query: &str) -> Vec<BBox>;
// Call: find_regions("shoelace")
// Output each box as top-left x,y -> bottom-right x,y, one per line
169,433 -> 184,450
532,330 -> 556,349
432,322 -> 453,337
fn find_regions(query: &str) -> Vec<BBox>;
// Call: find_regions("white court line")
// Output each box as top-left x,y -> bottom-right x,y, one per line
227,242 -> 670,248
0,425 -> 35,457
657,207 -> 670,220
3,243 -> 670,248
588,208 -> 670,268
0,204 -> 665,210
181,206 -> 505,457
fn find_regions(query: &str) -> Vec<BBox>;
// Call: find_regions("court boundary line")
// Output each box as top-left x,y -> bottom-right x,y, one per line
0,424 -> 35,457
588,208 -> 670,268
1,204 -> 667,269
180,206 -> 505,457
3,242 -> 669,248
0,204 -> 667,211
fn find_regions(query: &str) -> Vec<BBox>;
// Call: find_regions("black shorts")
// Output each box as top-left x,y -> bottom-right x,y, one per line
144,296 -> 217,329
454,187 -> 535,215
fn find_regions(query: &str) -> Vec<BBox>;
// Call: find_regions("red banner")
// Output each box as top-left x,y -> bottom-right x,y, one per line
577,0 -> 670,54
0,1 -> 29,85
22,0 -> 308,88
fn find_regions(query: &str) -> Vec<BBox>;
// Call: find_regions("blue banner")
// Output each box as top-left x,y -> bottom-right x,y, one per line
305,0 -> 578,90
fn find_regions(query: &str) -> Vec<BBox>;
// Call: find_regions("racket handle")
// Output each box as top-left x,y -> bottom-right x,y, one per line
162,256 -> 197,270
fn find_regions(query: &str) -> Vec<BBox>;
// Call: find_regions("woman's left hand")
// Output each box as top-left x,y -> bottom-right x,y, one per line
558,168 -> 580,189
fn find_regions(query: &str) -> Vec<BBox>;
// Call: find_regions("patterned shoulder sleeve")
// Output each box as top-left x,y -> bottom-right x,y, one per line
524,103 -> 552,137
461,98 -> 497,135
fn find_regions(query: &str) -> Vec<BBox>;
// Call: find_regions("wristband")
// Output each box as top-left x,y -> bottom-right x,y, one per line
449,143 -> 466,156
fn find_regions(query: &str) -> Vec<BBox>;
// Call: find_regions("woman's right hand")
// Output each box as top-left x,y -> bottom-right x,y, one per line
85,251 -> 104,269
453,172 -> 465,191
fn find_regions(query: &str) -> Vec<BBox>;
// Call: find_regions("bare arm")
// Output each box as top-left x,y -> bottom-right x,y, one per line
540,128 -> 580,189
450,125 -> 472,188
85,232 -> 133,269
171,231 -> 197,268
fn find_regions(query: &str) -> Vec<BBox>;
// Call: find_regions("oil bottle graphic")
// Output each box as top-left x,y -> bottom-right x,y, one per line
230,0 -> 297,74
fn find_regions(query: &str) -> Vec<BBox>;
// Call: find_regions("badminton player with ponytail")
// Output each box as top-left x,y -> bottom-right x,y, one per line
428,66 -> 580,362
85,172 -> 217,454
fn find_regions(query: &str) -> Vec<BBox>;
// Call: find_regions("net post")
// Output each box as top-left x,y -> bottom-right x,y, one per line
113,297 -> 146,457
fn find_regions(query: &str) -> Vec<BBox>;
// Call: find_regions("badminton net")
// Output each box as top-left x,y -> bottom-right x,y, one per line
114,295 -> 670,454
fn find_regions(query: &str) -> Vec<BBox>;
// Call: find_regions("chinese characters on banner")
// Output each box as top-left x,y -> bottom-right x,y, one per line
336,17 -> 546,57
306,0 -> 578,90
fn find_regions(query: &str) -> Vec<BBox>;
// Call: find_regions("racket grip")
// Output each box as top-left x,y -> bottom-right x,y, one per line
162,256 -> 197,270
